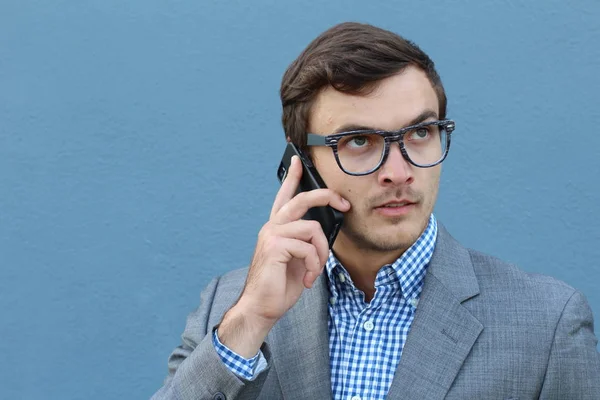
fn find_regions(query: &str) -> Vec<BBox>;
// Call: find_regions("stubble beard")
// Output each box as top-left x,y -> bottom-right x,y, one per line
341,210 -> 427,254
340,187 -> 435,254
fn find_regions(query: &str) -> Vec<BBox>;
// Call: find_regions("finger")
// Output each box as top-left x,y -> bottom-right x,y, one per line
279,238 -> 322,288
303,270 -> 320,289
273,189 -> 351,225
273,220 -> 329,267
270,155 -> 303,219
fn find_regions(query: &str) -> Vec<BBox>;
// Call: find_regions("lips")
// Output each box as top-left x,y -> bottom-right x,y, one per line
381,202 -> 411,208
376,200 -> 415,208
374,199 -> 417,217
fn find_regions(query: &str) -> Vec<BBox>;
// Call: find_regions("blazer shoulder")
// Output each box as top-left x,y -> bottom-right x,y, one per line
217,266 -> 249,290
198,267 -> 249,329
466,247 -> 577,301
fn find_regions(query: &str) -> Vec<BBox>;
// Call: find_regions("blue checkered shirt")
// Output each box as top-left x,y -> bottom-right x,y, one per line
214,214 -> 438,399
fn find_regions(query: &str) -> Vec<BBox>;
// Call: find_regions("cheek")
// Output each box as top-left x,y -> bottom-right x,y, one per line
337,178 -> 372,212
319,167 -> 369,208
312,151 -> 339,184
329,176 -> 355,196
419,168 -> 441,203
313,150 -> 365,197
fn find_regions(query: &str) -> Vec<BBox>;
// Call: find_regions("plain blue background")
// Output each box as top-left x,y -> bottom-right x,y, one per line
1,1 -> 599,399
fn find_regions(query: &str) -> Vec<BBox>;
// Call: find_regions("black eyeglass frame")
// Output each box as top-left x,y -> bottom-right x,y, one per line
305,119 -> 456,176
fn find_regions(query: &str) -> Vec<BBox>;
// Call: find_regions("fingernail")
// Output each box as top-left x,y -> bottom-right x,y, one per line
342,197 -> 350,206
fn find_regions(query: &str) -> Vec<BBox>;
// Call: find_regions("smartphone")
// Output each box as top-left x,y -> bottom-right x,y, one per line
277,143 -> 344,248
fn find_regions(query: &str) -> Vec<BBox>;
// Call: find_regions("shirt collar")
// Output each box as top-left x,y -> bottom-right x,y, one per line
325,213 -> 438,302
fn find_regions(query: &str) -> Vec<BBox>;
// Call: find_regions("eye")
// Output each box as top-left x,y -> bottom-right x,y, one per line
408,127 -> 430,141
347,135 -> 369,148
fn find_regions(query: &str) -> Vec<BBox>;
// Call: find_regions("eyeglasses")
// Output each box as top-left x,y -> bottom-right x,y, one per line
306,119 -> 455,176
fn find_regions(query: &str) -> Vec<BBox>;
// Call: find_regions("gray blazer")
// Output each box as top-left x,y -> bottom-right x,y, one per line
152,226 -> 600,399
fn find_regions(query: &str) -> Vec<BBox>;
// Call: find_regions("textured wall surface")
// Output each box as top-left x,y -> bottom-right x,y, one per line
1,1 -> 599,398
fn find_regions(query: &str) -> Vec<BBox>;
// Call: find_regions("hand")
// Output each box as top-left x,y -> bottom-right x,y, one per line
218,155 -> 351,357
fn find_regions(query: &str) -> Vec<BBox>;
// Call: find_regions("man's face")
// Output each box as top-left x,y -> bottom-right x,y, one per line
308,66 -> 442,254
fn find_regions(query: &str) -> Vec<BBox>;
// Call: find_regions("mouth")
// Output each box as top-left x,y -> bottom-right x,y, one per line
378,201 -> 413,207
374,200 -> 417,217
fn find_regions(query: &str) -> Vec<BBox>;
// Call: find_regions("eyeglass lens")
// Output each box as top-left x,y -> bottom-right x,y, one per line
336,124 -> 448,173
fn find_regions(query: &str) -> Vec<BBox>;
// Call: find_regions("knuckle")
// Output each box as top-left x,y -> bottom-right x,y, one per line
316,188 -> 331,198
311,245 -> 319,258
293,191 -> 308,203
308,220 -> 322,233
310,247 -> 320,268
263,236 -> 280,253
277,201 -> 292,216
257,225 -> 282,253
258,224 -> 272,240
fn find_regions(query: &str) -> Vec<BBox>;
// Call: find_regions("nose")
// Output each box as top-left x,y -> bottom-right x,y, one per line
377,142 -> 414,185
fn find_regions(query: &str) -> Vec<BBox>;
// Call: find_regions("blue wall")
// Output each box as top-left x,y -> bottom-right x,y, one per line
1,1 -> 598,398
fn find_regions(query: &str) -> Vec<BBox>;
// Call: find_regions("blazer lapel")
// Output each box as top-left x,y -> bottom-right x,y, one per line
387,225 -> 483,399
269,274 -> 332,399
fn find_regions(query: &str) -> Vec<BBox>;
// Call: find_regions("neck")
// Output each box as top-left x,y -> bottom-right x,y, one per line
332,233 -> 407,302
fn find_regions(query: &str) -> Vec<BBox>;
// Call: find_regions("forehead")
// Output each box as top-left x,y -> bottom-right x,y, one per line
309,66 -> 439,133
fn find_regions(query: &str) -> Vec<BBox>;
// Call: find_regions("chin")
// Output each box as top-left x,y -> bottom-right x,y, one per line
377,231 -> 420,251
342,212 -> 429,253
342,224 -> 419,253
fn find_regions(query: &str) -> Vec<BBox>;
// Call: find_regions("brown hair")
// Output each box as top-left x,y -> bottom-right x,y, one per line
280,22 -> 447,147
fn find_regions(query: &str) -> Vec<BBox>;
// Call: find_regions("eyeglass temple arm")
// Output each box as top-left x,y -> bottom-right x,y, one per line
306,134 -> 327,146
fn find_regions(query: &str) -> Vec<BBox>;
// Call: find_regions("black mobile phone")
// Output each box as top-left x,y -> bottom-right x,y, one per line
277,143 -> 344,248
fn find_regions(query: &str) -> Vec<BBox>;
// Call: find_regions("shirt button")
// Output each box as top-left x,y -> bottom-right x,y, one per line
351,396 -> 361,400
329,297 -> 337,305
338,272 -> 346,283
363,320 -> 374,331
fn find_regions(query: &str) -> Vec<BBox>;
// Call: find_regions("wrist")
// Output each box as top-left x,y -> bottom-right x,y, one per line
218,302 -> 275,358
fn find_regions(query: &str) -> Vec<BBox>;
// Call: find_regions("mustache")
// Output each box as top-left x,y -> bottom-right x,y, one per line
369,187 -> 422,207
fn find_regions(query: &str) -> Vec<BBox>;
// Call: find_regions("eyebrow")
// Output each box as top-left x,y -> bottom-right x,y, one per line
332,109 -> 439,134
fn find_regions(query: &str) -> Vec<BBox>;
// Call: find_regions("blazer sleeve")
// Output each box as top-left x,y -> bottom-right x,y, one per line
150,276 -> 272,400
539,290 -> 600,399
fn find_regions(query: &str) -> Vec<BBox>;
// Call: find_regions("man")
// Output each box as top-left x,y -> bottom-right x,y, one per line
151,22 -> 600,399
